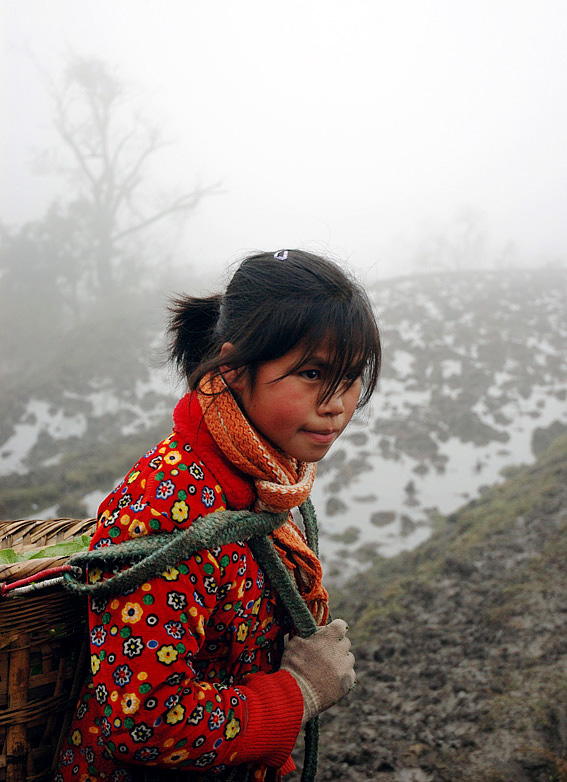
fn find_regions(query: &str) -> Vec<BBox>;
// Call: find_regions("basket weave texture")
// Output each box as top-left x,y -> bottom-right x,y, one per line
0,518 -> 96,782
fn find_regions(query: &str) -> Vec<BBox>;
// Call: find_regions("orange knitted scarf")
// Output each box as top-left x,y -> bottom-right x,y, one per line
198,373 -> 329,624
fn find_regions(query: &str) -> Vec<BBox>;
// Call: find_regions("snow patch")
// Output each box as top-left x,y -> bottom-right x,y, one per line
0,400 -> 87,476
390,350 -> 415,377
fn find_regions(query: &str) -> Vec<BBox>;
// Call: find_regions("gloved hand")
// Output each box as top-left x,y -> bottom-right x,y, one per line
280,618 -> 356,724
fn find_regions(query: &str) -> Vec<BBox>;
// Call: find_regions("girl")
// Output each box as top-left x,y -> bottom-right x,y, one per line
56,249 -> 381,782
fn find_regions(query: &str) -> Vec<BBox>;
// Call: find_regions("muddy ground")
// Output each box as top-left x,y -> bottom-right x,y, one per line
289,436 -> 567,782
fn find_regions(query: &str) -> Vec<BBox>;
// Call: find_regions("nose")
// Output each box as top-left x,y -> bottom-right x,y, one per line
318,390 -> 345,416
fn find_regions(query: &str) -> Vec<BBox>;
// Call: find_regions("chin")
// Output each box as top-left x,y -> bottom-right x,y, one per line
302,447 -> 333,463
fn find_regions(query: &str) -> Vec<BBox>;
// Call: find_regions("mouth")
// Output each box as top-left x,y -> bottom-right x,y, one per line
302,429 -> 339,444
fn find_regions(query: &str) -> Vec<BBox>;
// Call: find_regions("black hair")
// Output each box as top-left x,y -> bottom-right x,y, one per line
167,249 -> 381,408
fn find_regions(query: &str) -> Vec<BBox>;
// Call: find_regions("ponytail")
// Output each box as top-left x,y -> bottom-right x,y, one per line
167,294 -> 222,382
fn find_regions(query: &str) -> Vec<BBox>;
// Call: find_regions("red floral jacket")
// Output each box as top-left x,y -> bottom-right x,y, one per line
56,393 -> 304,782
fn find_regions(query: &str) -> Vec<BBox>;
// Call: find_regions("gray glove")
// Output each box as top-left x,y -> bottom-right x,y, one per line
280,617 -> 356,724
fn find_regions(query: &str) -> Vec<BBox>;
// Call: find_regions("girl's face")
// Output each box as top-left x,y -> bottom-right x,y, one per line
227,342 -> 361,462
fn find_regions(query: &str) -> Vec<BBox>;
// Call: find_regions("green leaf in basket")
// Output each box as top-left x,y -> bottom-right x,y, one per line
26,535 -> 92,560
0,548 -> 26,564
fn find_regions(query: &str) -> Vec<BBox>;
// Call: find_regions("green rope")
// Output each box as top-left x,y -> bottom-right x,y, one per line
246,535 -> 317,639
246,534 -> 319,781
64,502 -> 322,782
65,509 -> 288,598
299,497 -> 320,558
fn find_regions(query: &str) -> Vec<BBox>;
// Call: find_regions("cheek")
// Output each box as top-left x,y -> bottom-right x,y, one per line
269,395 -> 304,426
248,387 -> 303,432
266,388 -> 313,432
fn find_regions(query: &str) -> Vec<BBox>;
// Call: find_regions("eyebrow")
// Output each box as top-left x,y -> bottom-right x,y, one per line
298,356 -> 331,371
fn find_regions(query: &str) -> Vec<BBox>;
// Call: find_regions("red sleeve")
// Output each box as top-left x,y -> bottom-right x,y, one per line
235,671 -> 304,765
86,434 -> 303,773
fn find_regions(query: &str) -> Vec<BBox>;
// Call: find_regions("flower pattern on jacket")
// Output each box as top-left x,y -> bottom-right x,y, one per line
56,430 -> 291,782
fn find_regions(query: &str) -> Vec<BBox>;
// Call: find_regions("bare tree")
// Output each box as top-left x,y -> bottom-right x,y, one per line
41,55 -> 219,292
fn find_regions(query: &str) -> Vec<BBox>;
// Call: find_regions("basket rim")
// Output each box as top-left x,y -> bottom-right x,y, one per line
0,517 -> 96,546
0,554 -> 74,583
0,517 -> 96,585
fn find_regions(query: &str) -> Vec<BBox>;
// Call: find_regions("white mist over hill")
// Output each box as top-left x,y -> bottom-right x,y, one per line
1,268 -> 564,582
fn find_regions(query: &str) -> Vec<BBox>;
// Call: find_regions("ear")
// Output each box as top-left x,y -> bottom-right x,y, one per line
219,342 -> 247,391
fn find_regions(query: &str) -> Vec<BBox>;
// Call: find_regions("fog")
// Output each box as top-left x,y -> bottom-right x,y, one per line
2,0 -> 566,279
1,1 -> 566,573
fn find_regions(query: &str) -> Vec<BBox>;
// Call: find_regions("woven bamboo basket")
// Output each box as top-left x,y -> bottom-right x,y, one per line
0,518 -> 96,782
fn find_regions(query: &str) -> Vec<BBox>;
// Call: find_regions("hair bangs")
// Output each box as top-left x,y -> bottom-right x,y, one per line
319,299 -> 380,408
275,294 -> 381,408
241,300 -> 323,381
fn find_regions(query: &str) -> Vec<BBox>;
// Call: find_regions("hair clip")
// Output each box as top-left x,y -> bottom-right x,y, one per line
273,250 -> 289,260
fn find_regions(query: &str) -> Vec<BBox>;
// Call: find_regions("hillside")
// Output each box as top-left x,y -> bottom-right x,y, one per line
0,267 -> 565,576
314,266 -> 566,575
293,434 -> 567,781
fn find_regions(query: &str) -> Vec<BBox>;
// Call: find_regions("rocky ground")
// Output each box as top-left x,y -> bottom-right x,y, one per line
289,435 -> 567,782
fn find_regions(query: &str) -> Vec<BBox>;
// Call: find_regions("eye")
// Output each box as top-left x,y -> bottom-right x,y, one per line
301,369 -> 321,380
336,370 -> 362,393
345,362 -> 365,383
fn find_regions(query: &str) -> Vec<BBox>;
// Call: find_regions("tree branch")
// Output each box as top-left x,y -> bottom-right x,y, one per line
112,182 -> 222,241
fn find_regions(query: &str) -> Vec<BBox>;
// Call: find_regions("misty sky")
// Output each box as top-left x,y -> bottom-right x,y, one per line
2,0 -> 566,279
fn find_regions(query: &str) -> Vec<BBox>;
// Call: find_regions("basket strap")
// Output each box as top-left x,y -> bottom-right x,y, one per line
64,509 -> 289,598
